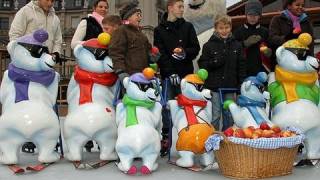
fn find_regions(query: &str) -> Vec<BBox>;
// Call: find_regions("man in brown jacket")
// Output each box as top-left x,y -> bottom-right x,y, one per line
109,1 -> 152,82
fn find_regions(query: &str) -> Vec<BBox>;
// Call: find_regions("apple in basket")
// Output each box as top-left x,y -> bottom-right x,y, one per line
261,130 -> 275,138
224,127 -> 235,137
260,122 -> 271,130
243,127 -> 255,138
234,129 -> 246,138
271,125 -> 281,133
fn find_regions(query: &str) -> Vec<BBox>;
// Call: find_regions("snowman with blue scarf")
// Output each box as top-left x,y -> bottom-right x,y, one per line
268,33 -> 320,163
115,68 -> 162,175
0,29 -> 60,165
224,72 -> 273,128
64,33 -> 118,163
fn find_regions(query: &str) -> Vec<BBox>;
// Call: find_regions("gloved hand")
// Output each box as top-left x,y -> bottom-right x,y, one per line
51,52 -> 62,64
243,35 -> 262,47
172,47 -> 186,60
169,74 -> 180,86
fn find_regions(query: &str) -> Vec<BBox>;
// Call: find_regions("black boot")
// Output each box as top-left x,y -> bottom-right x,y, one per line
160,134 -> 170,157
22,142 -> 36,153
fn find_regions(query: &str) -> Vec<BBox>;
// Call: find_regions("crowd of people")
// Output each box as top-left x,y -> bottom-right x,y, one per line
8,0 -> 317,155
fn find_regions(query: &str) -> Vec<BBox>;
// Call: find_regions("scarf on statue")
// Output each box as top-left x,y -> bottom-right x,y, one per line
237,95 -> 266,125
74,66 -> 117,105
177,94 -> 207,126
275,65 -> 318,103
122,94 -> 155,127
8,63 -> 55,103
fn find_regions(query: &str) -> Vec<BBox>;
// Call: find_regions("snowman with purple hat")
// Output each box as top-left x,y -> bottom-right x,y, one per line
224,72 -> 273,128
115,68 -> 162,175
0,29 -> 60,165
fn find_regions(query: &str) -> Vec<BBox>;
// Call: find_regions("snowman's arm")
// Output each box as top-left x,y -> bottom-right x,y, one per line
204,100 -> 213,123
116,103 -> 125,126
47,72 -> 60,105
0,71 -> 11,103
66,75 -> 78,102
152,102 -> 163,133
268,72 -> 276,85
168,100 -> 178,125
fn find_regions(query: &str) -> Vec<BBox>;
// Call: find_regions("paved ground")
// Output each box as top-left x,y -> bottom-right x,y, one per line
0,152 -> 319,180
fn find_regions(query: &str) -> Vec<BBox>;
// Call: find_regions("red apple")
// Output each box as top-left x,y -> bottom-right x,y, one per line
260,122 -> 271,130
234,129 -> 245,138
271,125 -> 281,133
151,46 -> 159,55
243,127 -> 254,139
224,127 -> 235,137
262,130 -> 275,138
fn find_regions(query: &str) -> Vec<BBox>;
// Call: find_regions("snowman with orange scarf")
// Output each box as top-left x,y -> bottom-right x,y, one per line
268,33 -> 320,165
168,69 -> 215,169
64,33 -> 118,166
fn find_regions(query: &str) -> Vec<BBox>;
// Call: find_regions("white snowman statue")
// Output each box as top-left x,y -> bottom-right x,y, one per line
0,29 -> 60,165
115,68 -> 162,175
224,72 -> 274,128
64,33 -> 118,164
268,33 -> 320,163
168,69 -> 215,168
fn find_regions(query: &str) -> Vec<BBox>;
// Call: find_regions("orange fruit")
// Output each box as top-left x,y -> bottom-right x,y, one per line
143,68 -> 155,79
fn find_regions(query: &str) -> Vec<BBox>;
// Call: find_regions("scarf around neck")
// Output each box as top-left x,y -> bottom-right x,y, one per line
122,94 -> 155,127
275,65 -> 318,103
8,63 -> 55,103
92,12 -> 104,27
177,94 -> 207,126
237,95 -> 266,125
74,66 -> 117,105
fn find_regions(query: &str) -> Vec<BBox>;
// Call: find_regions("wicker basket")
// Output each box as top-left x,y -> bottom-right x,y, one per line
214,134 -> 299,179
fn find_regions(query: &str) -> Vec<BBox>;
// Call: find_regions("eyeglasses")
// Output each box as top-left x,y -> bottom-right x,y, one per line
286,48 -> 308,61
132,81 -> 154,92
84,46 -> 108,60
190,83 -> 204,91
18,42 -> 49,58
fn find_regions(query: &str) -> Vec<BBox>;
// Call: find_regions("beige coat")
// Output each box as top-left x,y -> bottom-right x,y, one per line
9,0 -> 62,54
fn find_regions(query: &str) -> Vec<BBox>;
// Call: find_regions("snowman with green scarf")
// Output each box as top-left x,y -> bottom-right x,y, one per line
115,68 -> 162,175
268,33 -> 320,164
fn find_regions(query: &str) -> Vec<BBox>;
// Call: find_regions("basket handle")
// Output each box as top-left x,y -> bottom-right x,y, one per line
213,131 -> 230,143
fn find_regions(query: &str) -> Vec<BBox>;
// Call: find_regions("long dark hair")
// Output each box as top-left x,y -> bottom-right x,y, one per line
282,0 -> 304,9
93,0 -> 108,9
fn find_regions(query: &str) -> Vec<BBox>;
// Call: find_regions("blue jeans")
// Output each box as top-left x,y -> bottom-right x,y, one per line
211,92 -> 236,131
161,79 -> 181,136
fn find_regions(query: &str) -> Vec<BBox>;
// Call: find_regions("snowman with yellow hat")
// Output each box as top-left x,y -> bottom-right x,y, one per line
268,33 -> 320,164
64,32 -> 119,166
168,69 -> 215,168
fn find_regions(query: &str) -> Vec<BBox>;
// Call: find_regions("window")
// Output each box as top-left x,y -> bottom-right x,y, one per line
74,0 -> 82,7
71,17 -> 80,29
1,0 -> 10,8
0,17 -> 9,30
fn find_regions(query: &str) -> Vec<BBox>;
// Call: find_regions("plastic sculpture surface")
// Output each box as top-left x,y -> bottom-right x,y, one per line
0,29 -> 60,164
268,33 -> 320,160
64,33 -> 118,163
168,69 -> 215,168
224,72 -> 273,128
115,68 -> 162,175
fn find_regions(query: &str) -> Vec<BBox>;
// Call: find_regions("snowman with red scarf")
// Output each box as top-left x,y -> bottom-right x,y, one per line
0,29 -> 60,166
64,33 -> 118,165
168,69 -> 215,168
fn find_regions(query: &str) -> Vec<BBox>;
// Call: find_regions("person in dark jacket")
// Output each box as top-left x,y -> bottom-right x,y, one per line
71,0 -> 109,49
109,0 -> 153,80
234,0 -> 272,75
153,0 -> 200,156
198,15 -> 246,131
269,0 -> 314,69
